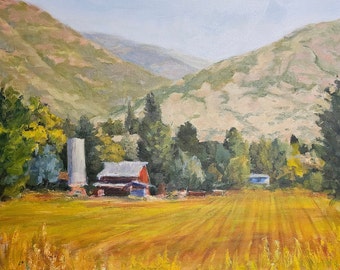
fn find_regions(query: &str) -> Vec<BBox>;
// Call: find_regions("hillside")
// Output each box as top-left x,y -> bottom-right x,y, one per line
0,0 -> 169,120
126,19 -> 340,142
83,32 -> 211,80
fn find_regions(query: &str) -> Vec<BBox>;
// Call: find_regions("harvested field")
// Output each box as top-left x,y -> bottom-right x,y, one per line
1,189 -> 340,269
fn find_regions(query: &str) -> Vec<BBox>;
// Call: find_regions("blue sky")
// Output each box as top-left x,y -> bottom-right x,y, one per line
26,0 -> 340,61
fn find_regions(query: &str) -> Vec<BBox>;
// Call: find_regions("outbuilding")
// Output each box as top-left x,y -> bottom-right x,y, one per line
93,161 -> 151,197
249,174 -> 270,186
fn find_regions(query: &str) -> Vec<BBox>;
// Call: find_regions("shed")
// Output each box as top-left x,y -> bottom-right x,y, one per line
93,161 -> 151,197
249,174 -> 270,186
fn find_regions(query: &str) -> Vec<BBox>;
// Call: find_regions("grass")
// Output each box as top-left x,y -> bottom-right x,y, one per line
1,189 -> 340,269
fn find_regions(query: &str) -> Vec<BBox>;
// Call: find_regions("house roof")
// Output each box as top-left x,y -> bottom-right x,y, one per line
97,161 -> 148,179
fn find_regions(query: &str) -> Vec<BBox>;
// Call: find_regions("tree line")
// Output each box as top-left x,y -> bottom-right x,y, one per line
0,77 -> 339,200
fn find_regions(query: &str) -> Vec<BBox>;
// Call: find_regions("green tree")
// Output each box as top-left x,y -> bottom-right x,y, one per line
197,141 -> 230,190
249,137 -> 272,175
250,137 -> 288,185
269,138 -> 288,183
0,86 -> 36,199
125,101 -> 139,134
223,127 -> 247,157
98,135 -> 125,162
138,92 -> 173,186
101,118 -> 125,136
28,144 -> 63,188
27,97 -> 67,153
138,121 -> 173,185
176,121 -> 200,155
75,115 -> 102,182
143,92 -> 161,122
62,117 -> 76,138
223,127 -> 250,188
0,85 -> 67,199
168,149 -> 205,190
317,77 -> 340,196
224,155 -> 250,188
120,134 -> 139,161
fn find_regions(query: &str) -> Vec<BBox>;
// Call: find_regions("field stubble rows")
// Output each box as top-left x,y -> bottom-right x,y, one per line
1,189 -> 340,269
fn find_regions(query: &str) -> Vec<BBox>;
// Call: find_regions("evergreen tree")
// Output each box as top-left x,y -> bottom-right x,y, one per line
125,101 -> 139,134
138,121 -> 173,185
138,92 -> 173,186
317,77 -> 340,196
269,138 -> 288,183
75,115 -> 103,182
143,92 -> 161,122
176,121 -> 200,155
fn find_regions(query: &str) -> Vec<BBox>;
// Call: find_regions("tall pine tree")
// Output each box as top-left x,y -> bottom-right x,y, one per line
138,92 -> 173,186
317,77 -> 340,196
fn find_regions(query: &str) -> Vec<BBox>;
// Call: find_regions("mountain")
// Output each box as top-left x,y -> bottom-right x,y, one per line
0,0 -> 169,121
83,33 -> 211,80
121,19 -> 340,143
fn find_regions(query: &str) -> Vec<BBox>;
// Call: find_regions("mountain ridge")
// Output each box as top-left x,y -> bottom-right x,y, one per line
121,19 -> 340,142
83,32 -> 211,80
0,0 -> 169,121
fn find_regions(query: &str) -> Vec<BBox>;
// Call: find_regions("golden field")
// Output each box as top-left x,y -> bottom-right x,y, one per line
1,189 -> 340,269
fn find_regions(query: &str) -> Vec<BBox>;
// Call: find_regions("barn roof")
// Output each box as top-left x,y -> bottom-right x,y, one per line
97,161 -> 148,179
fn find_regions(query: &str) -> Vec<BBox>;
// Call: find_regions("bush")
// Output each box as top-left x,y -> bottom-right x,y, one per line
304,172 -> 323,192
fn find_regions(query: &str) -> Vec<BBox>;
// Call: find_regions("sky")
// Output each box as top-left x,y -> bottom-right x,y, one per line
26,0 -> 340,61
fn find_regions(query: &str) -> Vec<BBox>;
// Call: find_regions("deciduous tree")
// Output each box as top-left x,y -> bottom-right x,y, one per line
223,127 -> 250,188
0,86 -> 35,198
28,144 -> 63,187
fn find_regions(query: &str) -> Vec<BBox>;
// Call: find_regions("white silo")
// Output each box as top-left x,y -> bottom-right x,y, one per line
67,138 -> 87,186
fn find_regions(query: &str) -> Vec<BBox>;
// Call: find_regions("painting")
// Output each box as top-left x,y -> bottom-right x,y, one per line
1,0 -> 340,269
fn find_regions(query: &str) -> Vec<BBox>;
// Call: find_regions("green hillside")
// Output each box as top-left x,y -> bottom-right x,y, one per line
128,19 -> 340,142
0,0 -> 169,120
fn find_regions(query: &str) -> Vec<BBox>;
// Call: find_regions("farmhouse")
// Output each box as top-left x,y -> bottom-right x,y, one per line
93,161 -> 151,197
249,174 -> 270,186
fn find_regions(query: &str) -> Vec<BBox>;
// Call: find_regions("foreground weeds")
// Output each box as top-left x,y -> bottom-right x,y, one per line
0,225 -> 181,270
223,237 -> 340,270
1,226 -> 340,269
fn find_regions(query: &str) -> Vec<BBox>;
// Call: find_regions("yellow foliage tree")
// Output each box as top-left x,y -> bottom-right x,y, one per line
286,135 -> 307,180
27,97 -> 66,152
98,135 -> 125,162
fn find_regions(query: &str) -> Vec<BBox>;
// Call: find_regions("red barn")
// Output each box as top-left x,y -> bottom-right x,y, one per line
93,161 -> 151,197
